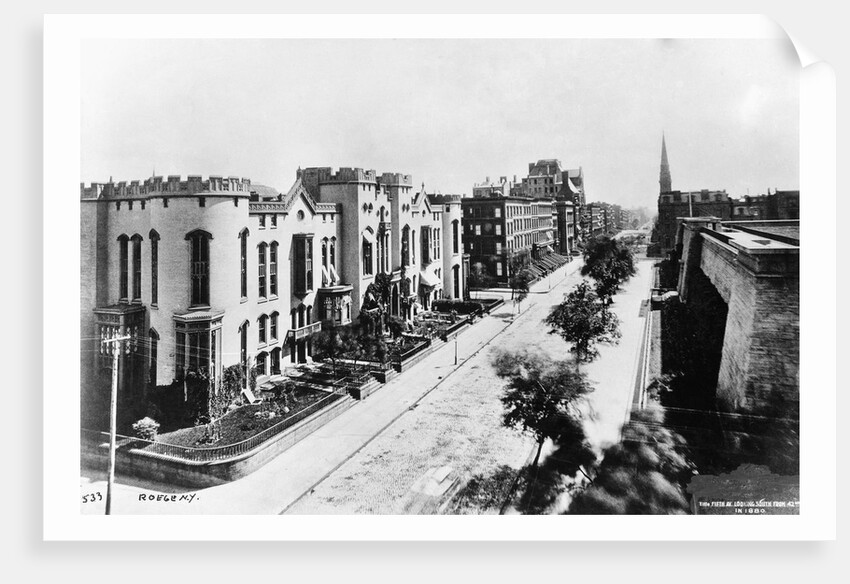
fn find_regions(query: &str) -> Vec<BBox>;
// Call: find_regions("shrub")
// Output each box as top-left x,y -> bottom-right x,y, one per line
432,299 -> 484,315
131,417 -> 160,441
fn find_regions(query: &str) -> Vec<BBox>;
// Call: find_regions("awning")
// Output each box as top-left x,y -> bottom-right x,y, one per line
419,266 -> 441,288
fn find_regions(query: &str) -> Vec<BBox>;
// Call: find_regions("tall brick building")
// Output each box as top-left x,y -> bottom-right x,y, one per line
462,191 -> 565,286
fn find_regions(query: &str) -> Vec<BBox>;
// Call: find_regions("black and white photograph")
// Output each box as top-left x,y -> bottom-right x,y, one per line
38,12 -> 836,542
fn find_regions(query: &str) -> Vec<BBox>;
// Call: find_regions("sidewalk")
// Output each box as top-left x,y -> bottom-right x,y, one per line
81,259 -> 584,515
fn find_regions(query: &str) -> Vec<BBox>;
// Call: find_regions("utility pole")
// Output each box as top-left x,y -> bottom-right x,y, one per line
102,333 -> 131,516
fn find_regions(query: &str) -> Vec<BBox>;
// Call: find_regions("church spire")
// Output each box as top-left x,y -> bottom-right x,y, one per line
659,133 -> 672,193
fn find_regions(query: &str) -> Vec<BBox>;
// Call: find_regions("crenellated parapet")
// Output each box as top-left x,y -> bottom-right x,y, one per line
80,175 -> 253,200
428,194 -> 463,205
305,167 -> 379,184
378,172 -> 413,187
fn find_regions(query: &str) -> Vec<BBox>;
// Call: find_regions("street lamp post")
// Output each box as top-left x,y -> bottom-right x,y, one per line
102,333 -> 131,516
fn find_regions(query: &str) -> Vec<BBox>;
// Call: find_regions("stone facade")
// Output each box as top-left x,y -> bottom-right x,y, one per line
298,167 -> 466,317
676,218 -> 799,413
81,168 -> 465,425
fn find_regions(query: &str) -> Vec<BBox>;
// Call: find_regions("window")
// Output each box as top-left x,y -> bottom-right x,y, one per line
198,197 -> 206,207
496,262 -> 503,276
239,321 -> 248,378
271,214 -> 277,228
175,331 -> 185,379
259,314 -> 267,345
362,237 -> 373,276
148,329 -> 159,387
256,351 -> 267,377
258,243 -> 267,298
401,226 -> 410,266
259,214 -> 266,228
239,229 -> 248,298
271,348 -> 281,375
330,237 -> 336,269
495,207 -> 501,218
452,220 -> 459,254
150,230 -> 159,305
453,265 -> 460,299
118,235 -> 129,300
495,224 -> 502,236
131,235 -> 142,301
270,312 -> 278,341
496,242 -> 502,254
475,225 -> 481,236
293,236 -> 314,295
269,242 -> 278,297
187,230 -> 211,306
163,198 -> 168,208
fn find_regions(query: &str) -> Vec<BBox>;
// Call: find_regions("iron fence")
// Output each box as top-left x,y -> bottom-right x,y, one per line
81,391 -> 346,463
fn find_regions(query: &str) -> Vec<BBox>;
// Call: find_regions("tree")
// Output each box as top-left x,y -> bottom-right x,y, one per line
508,255 -> 533,314
567,405 -> 695,514
545,280 -> 621,364
468,262 -> 494,298
492,350 -> 594,470
581,236 -> 636,302
387,315 -> 406,339
312,321 -> 352,379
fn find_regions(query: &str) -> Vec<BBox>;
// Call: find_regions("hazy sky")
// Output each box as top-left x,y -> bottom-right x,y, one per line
81,38 -> 800,210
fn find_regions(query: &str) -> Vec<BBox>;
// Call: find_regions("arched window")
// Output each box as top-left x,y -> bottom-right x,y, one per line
131,234 -> 143,301
298,305 -> 305,328
269,241 -> 278,297
257,242 -> 267,298
362,236 -> 373,276
306,305 -> 312,325
270,347 -> 281,376
148,328 -> 159,387
149,230 -> 160,305
186,230 -> 212,307
239,228 -> 249,299
401,225 -> 410,266
293,236 -> 313,296
117,234 -> 129,300
329,237 -> 336,269
239,320 -> 249,379
270,311 -> 279,341
453,265 -> 460,300
290,308 -> 297,330
452,220 -> 459,254
256,351 -> 268,377
258,314 -> 268,345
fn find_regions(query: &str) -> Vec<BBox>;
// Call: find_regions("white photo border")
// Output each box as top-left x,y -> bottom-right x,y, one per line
43,13 -> 836,541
